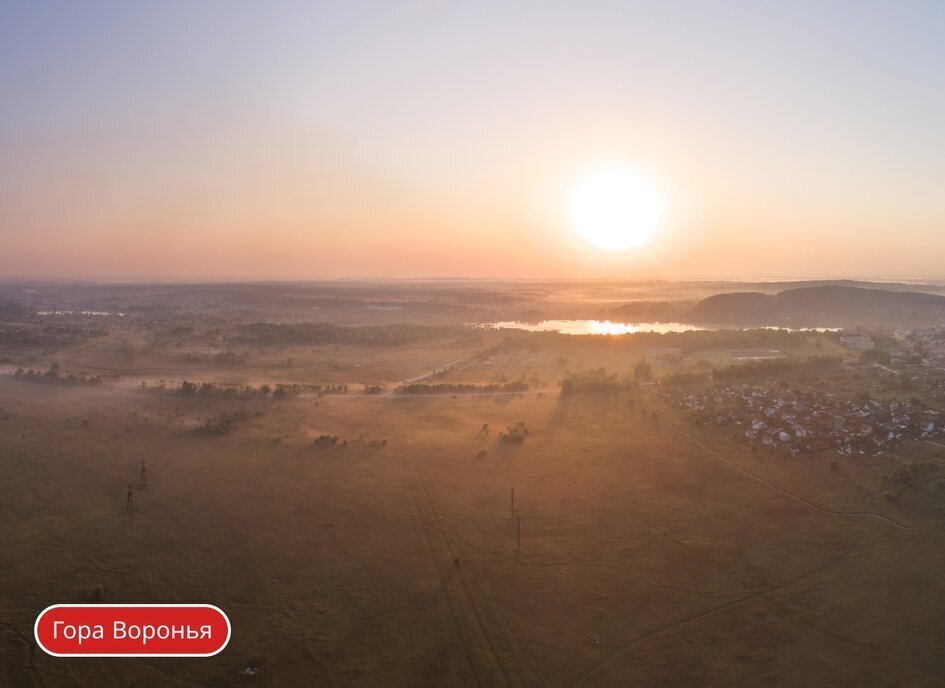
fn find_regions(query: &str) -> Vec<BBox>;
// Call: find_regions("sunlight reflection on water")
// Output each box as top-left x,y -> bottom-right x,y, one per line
482,320 -> 838,335
484,320 -> 704,335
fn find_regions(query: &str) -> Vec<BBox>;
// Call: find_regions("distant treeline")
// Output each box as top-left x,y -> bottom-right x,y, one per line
151,380 -> 348,398
646,329 -> 816,353
476,327 -> 817,354
397,381 -> 529,395
0,324 -> 105,349
12,365 -> 102,386
560,369 -> 627,394
175,381 -> 303,398
603,300 -> 691,322
0,302 -> 29,321
710,355 -> 841,383
661,355 -> 846,387
234,322 -> 463,346
662,371 -> 710,386
182,350 -> 250,366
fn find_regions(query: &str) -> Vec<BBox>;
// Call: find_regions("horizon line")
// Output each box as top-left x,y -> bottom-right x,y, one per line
3,276 -> 945,287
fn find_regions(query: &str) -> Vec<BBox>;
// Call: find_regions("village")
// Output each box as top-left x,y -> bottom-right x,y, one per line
660,328 -> 945,459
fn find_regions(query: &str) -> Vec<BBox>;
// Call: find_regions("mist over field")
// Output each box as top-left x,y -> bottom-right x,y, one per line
3,280 -> 945,685
5,1 -> 945,686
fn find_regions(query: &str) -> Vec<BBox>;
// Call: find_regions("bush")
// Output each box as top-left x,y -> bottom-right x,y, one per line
499,421 -> 528,444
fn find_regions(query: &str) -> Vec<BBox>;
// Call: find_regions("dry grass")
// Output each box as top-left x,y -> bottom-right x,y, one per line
1,327 -> 944,687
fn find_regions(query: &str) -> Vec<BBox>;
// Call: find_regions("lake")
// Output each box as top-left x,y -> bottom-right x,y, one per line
483,320 -> 706,335
481,320 -> 838,335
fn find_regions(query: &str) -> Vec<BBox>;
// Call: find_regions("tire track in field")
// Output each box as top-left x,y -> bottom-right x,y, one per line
404,471 -> 491,688
455,515 -> 549,687
402,453 -> 522,688
415,484 -> 529,688
561,528 -> 866,687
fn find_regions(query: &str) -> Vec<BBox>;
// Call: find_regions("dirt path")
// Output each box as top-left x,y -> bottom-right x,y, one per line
400,450 -> 528,688
562,528 -> 868,687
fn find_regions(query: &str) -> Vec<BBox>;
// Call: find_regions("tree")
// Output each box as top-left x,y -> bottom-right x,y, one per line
633,359 -> 653,383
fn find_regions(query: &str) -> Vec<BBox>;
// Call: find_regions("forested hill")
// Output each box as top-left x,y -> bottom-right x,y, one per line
687,285 -> 945,327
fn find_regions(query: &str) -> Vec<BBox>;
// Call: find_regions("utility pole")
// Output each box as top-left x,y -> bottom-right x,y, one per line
516,511 -> 521,552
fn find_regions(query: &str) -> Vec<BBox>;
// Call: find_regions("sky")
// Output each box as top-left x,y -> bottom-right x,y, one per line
2,1 -> 944,281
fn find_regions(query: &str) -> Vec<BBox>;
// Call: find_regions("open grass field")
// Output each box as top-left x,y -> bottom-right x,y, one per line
2,325 -> 944,687
8,0 -> 945,680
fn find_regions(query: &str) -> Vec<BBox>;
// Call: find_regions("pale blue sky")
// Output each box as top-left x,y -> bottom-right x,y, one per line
2,1 -> 944,279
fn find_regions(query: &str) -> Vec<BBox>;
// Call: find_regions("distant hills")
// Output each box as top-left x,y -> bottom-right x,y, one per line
4,280 -> 945,330
687,285 -> 945,327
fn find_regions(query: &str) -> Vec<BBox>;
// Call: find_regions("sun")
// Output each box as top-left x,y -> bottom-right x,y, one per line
570,167 -> 662,251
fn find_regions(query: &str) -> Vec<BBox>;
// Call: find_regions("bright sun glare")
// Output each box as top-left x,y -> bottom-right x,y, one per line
570,167 -> 662,251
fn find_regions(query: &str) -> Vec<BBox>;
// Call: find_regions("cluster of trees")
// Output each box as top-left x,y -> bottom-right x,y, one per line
163,380 -> 351,398
397,381 -> 529,395
311,434 -> 386,448
633,359 -> 653,382
313,434 -> 341,447
173,381 -> 303,398
192,409 -> 251,436
13,364 -> 102,386
213,350 -> 249,366
313,384 -> 348,395
499,421 -> 528,444
560,368 -> 624,394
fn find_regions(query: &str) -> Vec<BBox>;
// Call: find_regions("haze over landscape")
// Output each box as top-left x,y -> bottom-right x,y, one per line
5,3 -> 945,688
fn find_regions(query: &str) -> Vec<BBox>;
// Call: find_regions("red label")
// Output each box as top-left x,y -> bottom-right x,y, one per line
35,605 -> 230,657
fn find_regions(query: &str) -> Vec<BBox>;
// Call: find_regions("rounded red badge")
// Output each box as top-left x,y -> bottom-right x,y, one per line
35,604 -> 230,657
